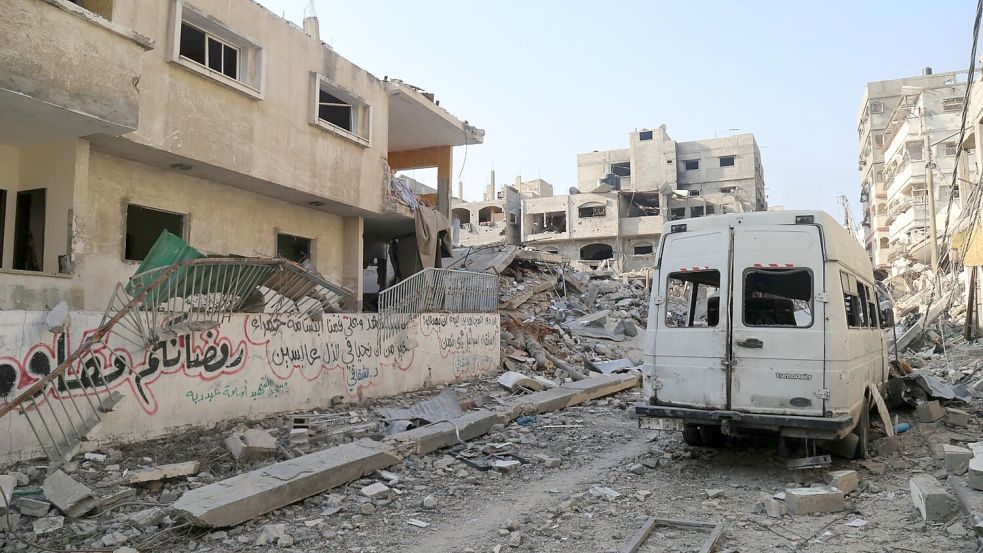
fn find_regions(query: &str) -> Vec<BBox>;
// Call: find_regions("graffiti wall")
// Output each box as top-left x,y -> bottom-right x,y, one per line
0,310 -> 499,464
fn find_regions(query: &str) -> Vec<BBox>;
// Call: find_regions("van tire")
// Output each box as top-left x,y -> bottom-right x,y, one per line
699,425 -> 723,447
852,402 -> 871,459
682,425 -> 703,446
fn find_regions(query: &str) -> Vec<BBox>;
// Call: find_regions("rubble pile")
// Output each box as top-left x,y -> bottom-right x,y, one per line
496,250 -> 650,387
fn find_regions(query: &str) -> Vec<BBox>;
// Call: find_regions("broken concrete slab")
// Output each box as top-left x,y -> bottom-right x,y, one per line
43,470 -> 97,518
32,515 -> 64,535
613,319 -> 638,337
825,470 -> 860,495
360,483 -> 390,499
128,507 -> 166,529
911,474 -> 956,521
576,310 -> 610,328
946,407 -> 971,427
385,409 -> 504,456
968,456 -> 983,490
17,497 -> 51,517
0,474 -> 16,514
785,486 -> 844,515
378,388 -> 464,425
173,438 -> 400,527
915,400 -> 945,423
584,358 -> 636,375
566,323 -> 625,342
497,371 -> 556,392
94,487 -> 137,514
127,461 -> 200,484
944,445 -> 973,475
226,429 -> 277,462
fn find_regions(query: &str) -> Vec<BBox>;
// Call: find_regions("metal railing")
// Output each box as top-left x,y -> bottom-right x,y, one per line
0,257 -> 352,468
377,268 -> 498,341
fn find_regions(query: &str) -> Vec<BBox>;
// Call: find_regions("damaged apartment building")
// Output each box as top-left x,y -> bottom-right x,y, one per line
857,68 -> 974,272
0,0 -> 498,466
453,125 -> 767,272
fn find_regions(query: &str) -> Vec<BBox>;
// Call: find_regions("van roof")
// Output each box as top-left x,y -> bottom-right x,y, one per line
661,210 -> 874,280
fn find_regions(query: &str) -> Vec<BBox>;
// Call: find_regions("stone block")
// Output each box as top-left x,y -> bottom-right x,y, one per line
785,486 -> 844,515
127,461 -> 200,484
946,408 -> 971,427
944,444 -> 973,476
915,401 -> 945,423
825,470 -> 860,495
289,428 -> 309,445
872,436 -> 899,457
43,470 -> 97,518
360,483 -> 390,499
17,497 -> 51,517
969,456 -> 983,490
910,474 -> 956,521
226,429 -> 277,462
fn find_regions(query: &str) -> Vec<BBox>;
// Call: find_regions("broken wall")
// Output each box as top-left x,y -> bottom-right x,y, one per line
0,310 -> 500,465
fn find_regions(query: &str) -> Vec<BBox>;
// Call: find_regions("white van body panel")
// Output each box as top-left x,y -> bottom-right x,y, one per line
639,211 -> 889,440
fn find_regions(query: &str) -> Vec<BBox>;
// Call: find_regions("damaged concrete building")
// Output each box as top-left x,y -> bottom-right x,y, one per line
0,0 -> 498,466
454,126 -> 767,272
857,68 -> 972,271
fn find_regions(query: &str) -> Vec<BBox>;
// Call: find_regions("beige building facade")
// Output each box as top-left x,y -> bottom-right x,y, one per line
0,0 -> 481,311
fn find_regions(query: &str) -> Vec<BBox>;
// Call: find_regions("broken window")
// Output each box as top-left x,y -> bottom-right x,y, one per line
124,204 -> 185,262
858,281 -> 877,328
691,206 -> 705,217
743,268 -> 813,327
633,243 -> 653,255
943,97 -> 965,112
639,130 -> 653,141
719,155 -> 735,167
478,206 -> 504,223
610,162 -> 631,177
530,212 -> 566,233
13,189 -> 45,271
579,243 -> 613,261
905,141 -> 924,162
665,270 -> 720,328
180,22 -> 239,80
870,100 -> 884,114
314,76 -> 371,144
840,271 -> 867,328
670,207 -> 686,220
277,233 -> 312,265
624,194 -> 660,217
684,160 -> 699,171
578,203 -> 606,218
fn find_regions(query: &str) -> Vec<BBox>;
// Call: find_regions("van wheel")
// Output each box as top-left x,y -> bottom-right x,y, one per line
682,425 -> 703,446
699,425 -> 723,447
852,401 -> 870,459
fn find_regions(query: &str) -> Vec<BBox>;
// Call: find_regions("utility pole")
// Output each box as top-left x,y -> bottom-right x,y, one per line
924,133 -> 939,269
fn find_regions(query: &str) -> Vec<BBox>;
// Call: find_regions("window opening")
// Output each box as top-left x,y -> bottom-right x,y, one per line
684,160 -> 699,171
125,204 -> 185,262
610,162 -> 631,177
319,89 -> 353,132
670,207 -> 686,220
625,194 -> 660,217
906,141 -> 924,162
578,203 -> 606,218
841,271 -> 866,328
665,270 -> 720,328
633,243 -> 653,255
180,22 -> 240,80
743,268 -> 813,327
719,155 -> 735,167
639,130 -> 653,141
478,206 -> 504,224
277,233 -> 312,265
691,206 -> 705,217
530,212 -> 566,233
579,243 -> 613,261
870,100 -> 884,114
451,208 -> 471,226
943,97 -> 965,112
13,189 -> 46,271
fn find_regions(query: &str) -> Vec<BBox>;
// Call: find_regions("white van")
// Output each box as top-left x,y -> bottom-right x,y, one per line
636,211 -> 892,456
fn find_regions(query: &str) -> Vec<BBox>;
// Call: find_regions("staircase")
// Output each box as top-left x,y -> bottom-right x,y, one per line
0,257 -> 351,470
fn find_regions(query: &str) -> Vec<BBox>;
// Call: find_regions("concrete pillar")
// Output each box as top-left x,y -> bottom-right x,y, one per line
436,146 -> 452,218
341,216 -> 363,311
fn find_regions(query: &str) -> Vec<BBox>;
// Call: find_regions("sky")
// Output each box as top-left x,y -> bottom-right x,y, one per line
259,0 -> 972,221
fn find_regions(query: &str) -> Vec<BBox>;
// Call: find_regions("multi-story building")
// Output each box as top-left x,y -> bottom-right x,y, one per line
0,0 -> 482,311
858,68 -> 968,270
513,126 -> 766,271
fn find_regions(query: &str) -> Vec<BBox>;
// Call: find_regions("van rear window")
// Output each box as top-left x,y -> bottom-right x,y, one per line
743,268 -> 813,327
665,270 -> 720,328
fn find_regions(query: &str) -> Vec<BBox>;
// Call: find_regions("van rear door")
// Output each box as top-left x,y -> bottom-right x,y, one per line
654,229 -> 729,409
730,225 -> 826,416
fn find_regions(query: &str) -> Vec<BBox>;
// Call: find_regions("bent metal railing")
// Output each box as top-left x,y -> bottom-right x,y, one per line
0,257 -> 352,467
377,268 -> 498,342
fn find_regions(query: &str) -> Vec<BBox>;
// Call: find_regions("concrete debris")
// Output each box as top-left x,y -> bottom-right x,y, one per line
17,497 -> 51,517
497,371 -> 556,392
378,388 -> 464,426
968,456 -> 983,490
915,400 -> 945,423
785,486 -> 845,515
0,474 -> 15,514
946,407 -> 971,427
32,515 -> 64,535
225,428 -> 277,462
361,482 -> 391,499
407,518 -> 431,528
42,470 -> 97,518
127,461 -> 200,484
825,470 -> 860,494
910,474 -> 956,521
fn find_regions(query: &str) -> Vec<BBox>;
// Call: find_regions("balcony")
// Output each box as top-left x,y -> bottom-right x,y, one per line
0,0 -> 154,141
889,204 -> 928,240
885,161 -> 925,199
620,215 -> 665,237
